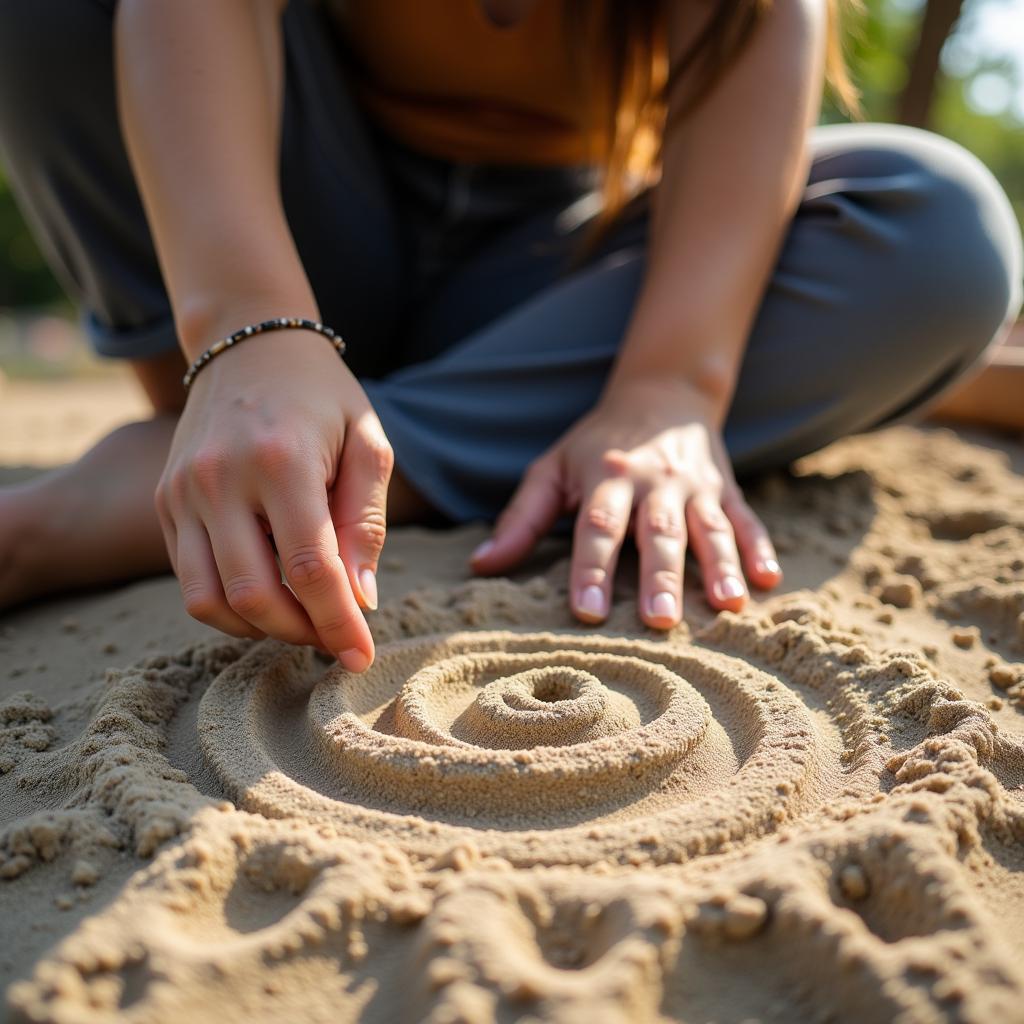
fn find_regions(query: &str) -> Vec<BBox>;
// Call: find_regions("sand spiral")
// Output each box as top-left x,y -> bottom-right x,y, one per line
309,646 -> 709,817
199,631 -> 863,865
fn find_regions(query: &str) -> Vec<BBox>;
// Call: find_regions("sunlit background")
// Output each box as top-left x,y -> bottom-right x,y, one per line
1,0 -> 1022,378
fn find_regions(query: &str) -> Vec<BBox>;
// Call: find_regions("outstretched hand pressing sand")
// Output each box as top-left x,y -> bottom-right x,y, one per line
471,376 -> 784,628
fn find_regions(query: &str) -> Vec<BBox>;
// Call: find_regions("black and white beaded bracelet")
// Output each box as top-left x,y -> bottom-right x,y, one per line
181,317 -> 347,391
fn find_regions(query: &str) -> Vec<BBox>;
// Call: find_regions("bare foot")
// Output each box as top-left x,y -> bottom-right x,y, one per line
0,416 -> 177,611
0,411 -> 438,612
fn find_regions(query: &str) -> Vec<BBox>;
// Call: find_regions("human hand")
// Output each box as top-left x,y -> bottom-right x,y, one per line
470,376 -> 782,628
155,330 -> 393,670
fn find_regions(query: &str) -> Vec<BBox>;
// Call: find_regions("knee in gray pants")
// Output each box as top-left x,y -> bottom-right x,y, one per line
826,123 -> 1021,378
726,123 -> 1023,473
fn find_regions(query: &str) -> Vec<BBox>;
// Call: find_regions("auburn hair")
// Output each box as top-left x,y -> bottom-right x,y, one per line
565,0 -> 863,268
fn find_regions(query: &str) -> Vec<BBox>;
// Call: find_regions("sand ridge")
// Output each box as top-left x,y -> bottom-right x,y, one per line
1,425 -> 1024,1022
196,630 -> 881,863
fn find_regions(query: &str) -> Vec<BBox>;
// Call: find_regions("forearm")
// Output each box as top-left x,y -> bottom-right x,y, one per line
607,0 -> 827,420
114,0 -> 316,359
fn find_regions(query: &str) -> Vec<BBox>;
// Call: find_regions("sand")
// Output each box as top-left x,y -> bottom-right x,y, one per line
1,382 -> 1024,1022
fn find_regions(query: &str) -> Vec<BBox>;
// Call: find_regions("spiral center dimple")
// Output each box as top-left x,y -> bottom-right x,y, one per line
528,679 -> 567,703
457,667 -> 638,749
499,667 -> 598,710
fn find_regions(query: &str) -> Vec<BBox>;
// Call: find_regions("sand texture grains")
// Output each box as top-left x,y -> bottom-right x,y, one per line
2,425 -> 1024,1023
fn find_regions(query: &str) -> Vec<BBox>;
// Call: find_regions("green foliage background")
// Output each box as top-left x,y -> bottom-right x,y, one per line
822,0 -> 1024,231
1,0 -> 1022,310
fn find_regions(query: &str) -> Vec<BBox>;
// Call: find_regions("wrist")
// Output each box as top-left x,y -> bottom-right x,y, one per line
609,288 -> 746,423
182,317 -> 348,394
602,361 -> 735,427
175,288 -> 321,362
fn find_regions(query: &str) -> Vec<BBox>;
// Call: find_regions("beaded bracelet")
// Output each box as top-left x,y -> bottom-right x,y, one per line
181,317 -> 347,391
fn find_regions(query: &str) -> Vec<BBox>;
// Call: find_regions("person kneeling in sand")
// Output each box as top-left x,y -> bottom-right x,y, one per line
0,0 -> 1020,670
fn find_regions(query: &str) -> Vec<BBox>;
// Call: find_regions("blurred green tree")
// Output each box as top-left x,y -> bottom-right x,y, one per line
824,0 -> 1024,231
897,0 -> 965,127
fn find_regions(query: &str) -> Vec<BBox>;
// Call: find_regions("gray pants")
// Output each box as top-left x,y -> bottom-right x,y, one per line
1,1 -> 1021,521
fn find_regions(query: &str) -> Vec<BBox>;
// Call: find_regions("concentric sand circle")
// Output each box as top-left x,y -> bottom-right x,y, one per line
199,632 -> 864,865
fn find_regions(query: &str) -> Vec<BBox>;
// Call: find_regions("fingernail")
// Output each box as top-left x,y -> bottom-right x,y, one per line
359,567 -> 378,611
337,647 -> 371,673
577,584 -> 607,619
758,558 -> 782,576
714,576 -> 746,602
648,591 -> 677,621
471,539 -> 495,562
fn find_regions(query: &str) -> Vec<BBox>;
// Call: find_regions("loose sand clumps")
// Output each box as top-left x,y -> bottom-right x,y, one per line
3,426 -> 1024,1023
198,630 -> 881,865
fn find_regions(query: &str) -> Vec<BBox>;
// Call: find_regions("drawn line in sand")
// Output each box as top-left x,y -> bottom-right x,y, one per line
199,631 -> 884,866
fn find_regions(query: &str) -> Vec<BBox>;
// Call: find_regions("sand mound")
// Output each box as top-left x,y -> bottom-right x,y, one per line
2,425 -> 1024,1023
